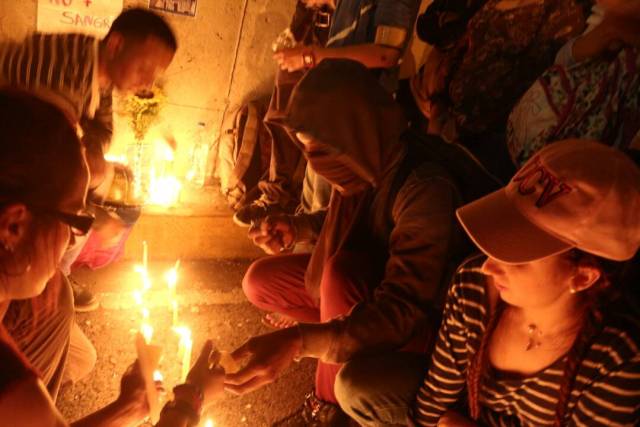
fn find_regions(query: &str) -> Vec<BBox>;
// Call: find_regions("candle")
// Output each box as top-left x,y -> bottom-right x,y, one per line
142,240 -> 148,270
172,300 -> 179,327
153,370 -> 163,382
141,322 -> 154,345
135,332 -> 163,423
164,260 -> 180,326
204,419 -> 215,427
174,326 -> 192,382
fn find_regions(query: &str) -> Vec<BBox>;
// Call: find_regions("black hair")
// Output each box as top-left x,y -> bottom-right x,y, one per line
106,7 -> 177,51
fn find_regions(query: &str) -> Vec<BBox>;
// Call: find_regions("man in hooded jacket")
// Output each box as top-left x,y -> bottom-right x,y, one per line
225,59 -> 492,426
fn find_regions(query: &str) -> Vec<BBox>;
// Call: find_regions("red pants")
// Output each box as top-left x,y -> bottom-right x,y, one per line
242,252 -> 379,403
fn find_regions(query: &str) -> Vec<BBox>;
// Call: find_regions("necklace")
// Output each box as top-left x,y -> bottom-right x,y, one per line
526,324 -> 542,351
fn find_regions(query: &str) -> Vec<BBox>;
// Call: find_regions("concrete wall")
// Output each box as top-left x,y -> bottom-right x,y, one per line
0,0 -> 296,181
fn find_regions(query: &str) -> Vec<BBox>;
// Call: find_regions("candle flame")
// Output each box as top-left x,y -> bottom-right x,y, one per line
142,307 -> 150,320
204,419 -> 215,427
173,325 -> 191,341
147,175 -> 182,207
133,290 -> 143,305
164,260 -> 180,289
153,370 -> 163,382
141,323 -> 154,344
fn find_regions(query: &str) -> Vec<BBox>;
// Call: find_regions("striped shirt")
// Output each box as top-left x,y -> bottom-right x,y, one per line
413,255 -> 640,427
0,33 -> 111,132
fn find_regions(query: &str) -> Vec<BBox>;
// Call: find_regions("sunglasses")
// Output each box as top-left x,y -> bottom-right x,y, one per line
30,206 -> 95,236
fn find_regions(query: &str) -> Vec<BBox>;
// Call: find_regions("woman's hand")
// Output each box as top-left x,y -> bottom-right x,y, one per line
223,327 -> 302,395
248,215 -> 296,255
274,46 -> 308,72
186,340 -> 226,406
116,361 -> 154,421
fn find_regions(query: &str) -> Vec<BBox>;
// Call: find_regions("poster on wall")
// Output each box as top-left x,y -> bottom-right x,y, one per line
37,0 -> 123,37
149,0 -> 197,17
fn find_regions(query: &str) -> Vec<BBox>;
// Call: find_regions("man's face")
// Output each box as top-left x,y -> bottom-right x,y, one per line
107,35 -> 175,93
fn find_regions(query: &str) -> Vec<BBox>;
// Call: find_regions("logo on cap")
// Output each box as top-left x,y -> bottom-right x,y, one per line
512,156 -> 573,208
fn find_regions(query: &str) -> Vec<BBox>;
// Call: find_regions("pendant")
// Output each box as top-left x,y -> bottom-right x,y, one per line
526,324 -> 542,351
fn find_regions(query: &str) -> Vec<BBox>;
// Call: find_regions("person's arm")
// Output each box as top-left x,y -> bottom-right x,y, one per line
564,14 -> 640,65
275,0 -> 419,71
412,261 -> 483,426
80,91 -> 114,189
71,361 -> 150,427
568,352 -> 640,425
298,170 -> 460,362
0,376 -> 68,427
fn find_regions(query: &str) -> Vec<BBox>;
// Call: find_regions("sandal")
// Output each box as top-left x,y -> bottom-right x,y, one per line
261,312 -> 298,329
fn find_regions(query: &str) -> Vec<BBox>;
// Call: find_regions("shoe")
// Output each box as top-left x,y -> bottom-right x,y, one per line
272,391 -> 352,427
233,195 -> 284,227
69,276 -> 99,313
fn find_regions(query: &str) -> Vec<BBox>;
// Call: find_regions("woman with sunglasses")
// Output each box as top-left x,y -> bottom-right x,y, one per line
0,90 -> 224,426
412,140 -> 640,426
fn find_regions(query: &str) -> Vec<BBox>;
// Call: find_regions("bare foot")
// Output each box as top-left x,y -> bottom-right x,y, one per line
261,312 -> 298,329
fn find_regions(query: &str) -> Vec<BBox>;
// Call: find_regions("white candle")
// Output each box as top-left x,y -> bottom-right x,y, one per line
164,260 -> 180,326
174,326 -> 192,382
142,240 -> 149,270
172,300 -> 179,327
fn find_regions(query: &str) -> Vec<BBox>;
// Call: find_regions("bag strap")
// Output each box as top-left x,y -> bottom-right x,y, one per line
227,102 -> 260,190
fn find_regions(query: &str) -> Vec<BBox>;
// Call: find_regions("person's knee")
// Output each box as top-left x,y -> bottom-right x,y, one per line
65,323 -> 97,383
334,360 -> 370,415
242,257 -> 274,305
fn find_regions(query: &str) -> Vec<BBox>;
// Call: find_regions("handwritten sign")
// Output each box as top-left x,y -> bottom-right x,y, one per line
37,0 -> 123,37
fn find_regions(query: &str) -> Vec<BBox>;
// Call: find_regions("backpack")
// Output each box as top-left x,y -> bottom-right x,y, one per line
216,101 -> 272,210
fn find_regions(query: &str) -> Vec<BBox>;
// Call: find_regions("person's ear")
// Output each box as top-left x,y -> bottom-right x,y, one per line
569,263 -> 601,294
104,32 -> 125,60
0,204 -> 30,254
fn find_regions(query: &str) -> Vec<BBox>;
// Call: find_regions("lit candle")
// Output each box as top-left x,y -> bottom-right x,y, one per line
204,419 -> 215,427
164,260 -> 180,326
135,332 -> 163,423
171,300 -> 179,327
141,322 -> 154,345
153,370 -> 163,382
142,240 -> 148,270
174,326 -> 193,382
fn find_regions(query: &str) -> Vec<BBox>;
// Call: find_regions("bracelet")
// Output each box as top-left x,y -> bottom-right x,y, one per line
160,398 -> 201,427
173,383 -> 204,415
302,49 -> 316,68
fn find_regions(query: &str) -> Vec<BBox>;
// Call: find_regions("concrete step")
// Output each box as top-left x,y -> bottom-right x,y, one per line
123,205 -> 263,261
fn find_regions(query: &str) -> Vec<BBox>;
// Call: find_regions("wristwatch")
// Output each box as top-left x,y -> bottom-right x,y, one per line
302,49 -> 316,68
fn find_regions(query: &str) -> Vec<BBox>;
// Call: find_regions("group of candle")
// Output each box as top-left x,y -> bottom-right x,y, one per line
133,241 -> 214,426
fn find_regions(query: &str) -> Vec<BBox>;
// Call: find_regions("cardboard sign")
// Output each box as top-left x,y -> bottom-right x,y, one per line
37,0 -> 123,36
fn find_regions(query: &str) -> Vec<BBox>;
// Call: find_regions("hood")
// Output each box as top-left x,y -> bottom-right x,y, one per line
283,59 -> 408,190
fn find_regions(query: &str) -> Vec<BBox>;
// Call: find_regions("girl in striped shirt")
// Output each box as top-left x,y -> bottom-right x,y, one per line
412,140 -> 640,426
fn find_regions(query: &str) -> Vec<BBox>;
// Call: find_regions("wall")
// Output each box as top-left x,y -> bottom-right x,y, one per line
0,0 -> 297,185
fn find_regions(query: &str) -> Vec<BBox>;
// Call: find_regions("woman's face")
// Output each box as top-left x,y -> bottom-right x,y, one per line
7,161 -> 89,299
481,252 -> 577,308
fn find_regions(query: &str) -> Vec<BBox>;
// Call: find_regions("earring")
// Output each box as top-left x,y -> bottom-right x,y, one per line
569,287 -> 577,294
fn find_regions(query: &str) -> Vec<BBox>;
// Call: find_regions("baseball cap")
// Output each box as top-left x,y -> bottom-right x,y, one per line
456,139 -> 640,263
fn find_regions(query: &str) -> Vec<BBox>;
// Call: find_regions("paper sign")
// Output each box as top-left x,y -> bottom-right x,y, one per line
37,0 -> 123,37
150,0 -> 197,17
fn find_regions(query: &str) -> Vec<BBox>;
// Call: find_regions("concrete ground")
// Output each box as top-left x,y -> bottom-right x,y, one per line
57,258 -> 315,427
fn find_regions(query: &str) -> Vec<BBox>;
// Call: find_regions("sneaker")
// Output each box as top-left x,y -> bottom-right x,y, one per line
233,195 -> 284,227
272,391 -> 353,427
69,276 -> 99,313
